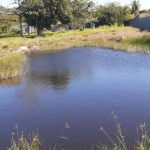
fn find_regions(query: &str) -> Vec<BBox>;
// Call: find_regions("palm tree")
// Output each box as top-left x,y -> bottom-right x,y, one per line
131,0 -> 140,16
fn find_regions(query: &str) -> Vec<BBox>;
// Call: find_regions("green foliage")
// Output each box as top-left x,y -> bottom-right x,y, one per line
20,0 -> 70,36
131,0 -> 140,15
124,35 -> 150,46
0,53 -> 23,80
9,28 -> 20,36
19,0 -> 96,33
95,2 -> 132,26
0,0 -> 139,36
0,6 -> 19,35
0,24 -> 8,34
66,0 -> 96,29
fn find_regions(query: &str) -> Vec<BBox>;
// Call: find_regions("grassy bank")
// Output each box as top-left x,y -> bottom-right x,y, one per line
1,26 -> 150,80
0,53 -> 23,80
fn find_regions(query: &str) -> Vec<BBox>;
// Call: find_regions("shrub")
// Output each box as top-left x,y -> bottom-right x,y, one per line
9,28 -> 20,36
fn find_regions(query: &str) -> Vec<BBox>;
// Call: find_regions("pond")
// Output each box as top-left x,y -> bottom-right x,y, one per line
1,47 -> 150,149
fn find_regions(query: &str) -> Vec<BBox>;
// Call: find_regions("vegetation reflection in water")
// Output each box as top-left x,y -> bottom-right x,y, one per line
28,71 -> 70,91
0,76 -> 21,87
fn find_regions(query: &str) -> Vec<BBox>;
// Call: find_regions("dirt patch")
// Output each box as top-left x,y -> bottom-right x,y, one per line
84,29 -> 146,41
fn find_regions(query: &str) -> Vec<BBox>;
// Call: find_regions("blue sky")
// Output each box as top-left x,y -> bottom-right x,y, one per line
0,0 -> 149,10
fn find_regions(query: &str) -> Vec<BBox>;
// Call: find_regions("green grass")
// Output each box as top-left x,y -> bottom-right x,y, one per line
124,34 -> 150,46
0,53 -> 24,80
1,26 -> 150,80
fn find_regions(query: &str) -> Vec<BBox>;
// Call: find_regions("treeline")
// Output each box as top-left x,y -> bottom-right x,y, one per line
0,0 -> 143,36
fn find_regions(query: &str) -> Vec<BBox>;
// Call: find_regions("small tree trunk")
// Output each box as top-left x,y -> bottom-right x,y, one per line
36,16 -> 43,36
37,27 -> 42,36
28,23 -> 30,36
19,14 -> 23,37
36,16 -> 39,36
73,15 -> 75,29
39,29 -> 43,36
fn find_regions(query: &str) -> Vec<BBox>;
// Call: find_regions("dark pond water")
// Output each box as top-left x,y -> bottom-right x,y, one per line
1,47 -> 150,149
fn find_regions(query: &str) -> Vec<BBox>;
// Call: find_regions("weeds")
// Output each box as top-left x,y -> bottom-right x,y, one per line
8,124 -> 41,150
98,112 -> 127,150
0,53 -> 24,80
97,112 -> 150,150
8,123 -> 70,150
136,123 -> 150,150
7,116 -> 150,150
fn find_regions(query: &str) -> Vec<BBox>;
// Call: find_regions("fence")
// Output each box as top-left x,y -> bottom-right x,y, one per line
129,14 -> 150,31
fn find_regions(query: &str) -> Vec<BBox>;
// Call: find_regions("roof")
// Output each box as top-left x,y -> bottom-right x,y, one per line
139,13 -> 150,18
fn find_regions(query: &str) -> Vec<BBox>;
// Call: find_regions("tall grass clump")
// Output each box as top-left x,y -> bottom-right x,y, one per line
97,112 -> 127,150
135,123 -> 150,150
8,123 -> 70,150
8,124 -> 41,150
124,34 -> 150,46
97,112 -> 150,150
0,53 -> 24,80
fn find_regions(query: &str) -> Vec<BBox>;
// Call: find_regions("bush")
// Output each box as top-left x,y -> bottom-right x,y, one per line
0,24 -> 8,34
9,28 -> 20,36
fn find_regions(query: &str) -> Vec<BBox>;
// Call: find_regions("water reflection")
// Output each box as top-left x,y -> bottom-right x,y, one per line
28,70 -> 70,90
26,50 -> 94,91
0,76 -> 21,86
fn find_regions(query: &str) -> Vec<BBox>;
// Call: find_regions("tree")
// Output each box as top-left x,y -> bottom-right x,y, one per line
2,0 -> 24,37
96,2 -> 119,26
95,2 -> 132,26
20,0 -> 45,36
20,0 -> 70,36
65,0 -> 95,29
131,0 -> 140,16
117,5 -> 132,26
